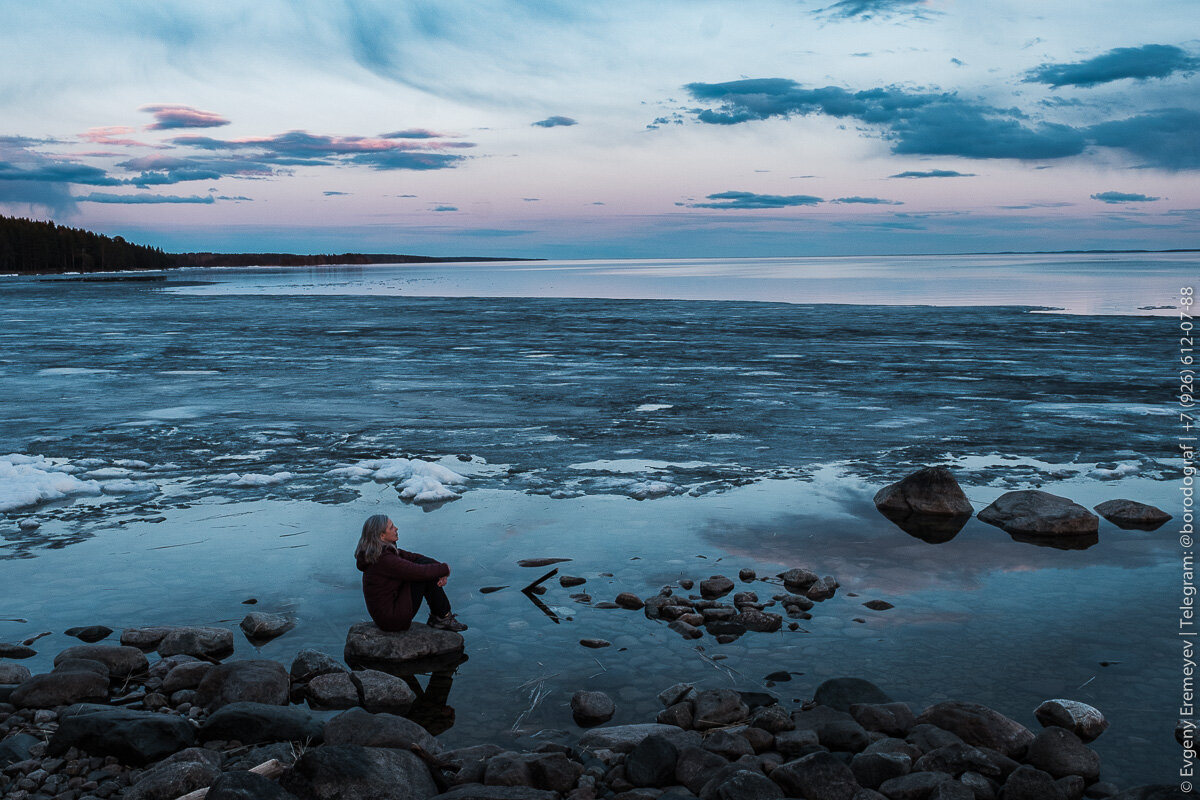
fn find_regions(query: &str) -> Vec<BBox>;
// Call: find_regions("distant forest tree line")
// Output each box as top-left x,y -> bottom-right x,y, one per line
0,215 -> 531,275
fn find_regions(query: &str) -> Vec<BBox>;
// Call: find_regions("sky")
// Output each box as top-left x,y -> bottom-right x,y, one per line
0,0 -> 1198,258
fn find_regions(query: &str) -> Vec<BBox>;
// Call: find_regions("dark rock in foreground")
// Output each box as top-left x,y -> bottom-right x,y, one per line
814,677 -> 893,712
280,744 -> 438,800
978,490 -> 1099,537
50,704 -> 196,764
1094,499 -> 1172,530
917,701 -> 1035,759
196,659 -> 291,711
200,701 -> 324,744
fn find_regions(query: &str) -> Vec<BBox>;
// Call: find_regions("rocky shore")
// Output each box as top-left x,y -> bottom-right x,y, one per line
0,622 -> 1189,800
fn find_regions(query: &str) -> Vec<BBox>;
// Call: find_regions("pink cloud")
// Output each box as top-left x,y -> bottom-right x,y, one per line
79,126 -> 160,147
141,104 -> 231,130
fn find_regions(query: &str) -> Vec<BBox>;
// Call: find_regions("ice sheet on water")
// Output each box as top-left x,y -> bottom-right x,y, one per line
0,454 -> 102,512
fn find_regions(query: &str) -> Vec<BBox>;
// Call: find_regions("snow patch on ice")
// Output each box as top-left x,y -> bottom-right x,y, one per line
0,454 -> 102,511
1090,463 -> 1139,480
216,471 -> 294,486
328,457 -> 469,505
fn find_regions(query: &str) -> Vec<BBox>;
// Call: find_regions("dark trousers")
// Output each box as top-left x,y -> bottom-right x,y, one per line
408,556 -> 452,618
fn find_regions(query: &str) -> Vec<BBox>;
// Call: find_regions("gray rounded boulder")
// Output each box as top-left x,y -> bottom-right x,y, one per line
977,490 -> 1098,537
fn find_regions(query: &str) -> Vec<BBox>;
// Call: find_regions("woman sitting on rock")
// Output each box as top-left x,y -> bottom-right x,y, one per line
355,514 -> 468,632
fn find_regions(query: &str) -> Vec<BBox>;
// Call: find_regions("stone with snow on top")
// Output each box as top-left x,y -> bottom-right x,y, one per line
874,466 -> 974,517
1034,699 -> 1109,742
629,481 -> 673,500
344,621 -> 464,671
1093,499 -> 1172,530
978,490 -> 1098,536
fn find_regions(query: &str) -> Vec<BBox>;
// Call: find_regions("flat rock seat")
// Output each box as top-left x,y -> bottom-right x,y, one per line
344,622 -> 466,674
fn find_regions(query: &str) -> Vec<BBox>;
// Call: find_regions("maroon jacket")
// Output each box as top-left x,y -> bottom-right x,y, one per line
357,547 -> 450,631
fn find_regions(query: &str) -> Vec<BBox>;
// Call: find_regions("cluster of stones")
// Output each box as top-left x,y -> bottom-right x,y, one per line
634,567 -> 842,644
0,621 -> 465,800
873,467 -> 1173,541
0,633 -> 1183,800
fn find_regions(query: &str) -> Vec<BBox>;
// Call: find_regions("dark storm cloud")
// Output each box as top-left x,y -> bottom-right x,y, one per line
831,196 -> 904,204
888,169 -> 976,178
816,0 -> 934,21
140,104 -> 231,130
684,79 -> 1086,160
1025,45 -> 1198,88
432,205 -> 458,212
75,192 -> 216,204
1090,191 -> 1161,204
323,191 -> 350,196
1087,108 -> 1200,170
348,151 -> 468,171
685,191 -> 823,209
532,116 -> 578,128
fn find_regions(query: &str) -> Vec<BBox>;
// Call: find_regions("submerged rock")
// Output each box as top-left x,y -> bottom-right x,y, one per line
240,612 -> 294,641
977,490 -> 1098,537
1093,499 -> 1172,530
64,625 -> 114,643
571,690 -> 616,727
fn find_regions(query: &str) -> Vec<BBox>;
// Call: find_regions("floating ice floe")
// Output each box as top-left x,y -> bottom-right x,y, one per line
0,454 -> 102,512
1089,463 -> 1139,480
628,481 -> 675,500
216,471 -> 295,487
328,457 -> 468,505
85,467 -> 135,479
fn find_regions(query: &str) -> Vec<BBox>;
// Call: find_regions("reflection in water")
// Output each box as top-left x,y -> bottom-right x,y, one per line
403,669 -> 458,736
1009,531 -> 1100,550
876,508 -> 971,544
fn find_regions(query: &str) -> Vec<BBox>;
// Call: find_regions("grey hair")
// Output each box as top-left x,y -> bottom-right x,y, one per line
355,514 -> 391,565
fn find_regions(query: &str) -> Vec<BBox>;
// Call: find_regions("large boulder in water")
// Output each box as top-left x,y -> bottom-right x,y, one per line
1094,499 -> 1172,530
344,621 -> 465,674
873,467 -> 973,542
874,467 -> 974,517
978,490 -> 1098,537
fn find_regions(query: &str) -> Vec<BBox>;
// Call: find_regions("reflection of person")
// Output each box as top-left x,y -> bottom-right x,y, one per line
355,514 -> 467,632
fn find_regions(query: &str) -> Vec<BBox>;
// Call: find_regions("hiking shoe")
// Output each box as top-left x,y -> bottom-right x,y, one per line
428,613 -> 468,632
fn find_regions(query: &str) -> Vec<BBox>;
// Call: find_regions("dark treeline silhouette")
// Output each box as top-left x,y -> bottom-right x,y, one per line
0,215 -> 536,275
0,216 -> 173,274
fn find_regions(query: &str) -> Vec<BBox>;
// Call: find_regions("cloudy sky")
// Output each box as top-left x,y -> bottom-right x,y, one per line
1,0 -> 1198,258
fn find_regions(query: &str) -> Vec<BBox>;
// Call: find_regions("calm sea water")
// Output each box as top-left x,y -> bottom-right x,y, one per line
0,253 -> 1194,786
